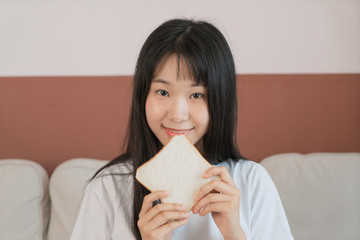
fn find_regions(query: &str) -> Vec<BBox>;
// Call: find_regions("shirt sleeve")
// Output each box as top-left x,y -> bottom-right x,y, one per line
70,183 -> 112,240
248,164 -> 294,240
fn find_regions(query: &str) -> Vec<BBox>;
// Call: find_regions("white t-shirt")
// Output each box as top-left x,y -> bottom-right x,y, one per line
70,159 -> 294,240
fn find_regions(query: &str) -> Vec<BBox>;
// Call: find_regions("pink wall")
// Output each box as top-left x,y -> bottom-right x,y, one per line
0,74 -> 359,175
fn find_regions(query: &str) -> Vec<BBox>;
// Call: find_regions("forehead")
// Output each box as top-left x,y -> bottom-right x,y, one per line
154,55 -> 191,80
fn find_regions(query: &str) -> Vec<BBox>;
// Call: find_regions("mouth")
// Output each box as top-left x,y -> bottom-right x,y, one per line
163,126 -> 193,137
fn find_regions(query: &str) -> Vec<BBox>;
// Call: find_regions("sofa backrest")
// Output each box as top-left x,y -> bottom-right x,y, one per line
261,152 -> 360,240
47,158 -> 109,240
0,159 -> 50,240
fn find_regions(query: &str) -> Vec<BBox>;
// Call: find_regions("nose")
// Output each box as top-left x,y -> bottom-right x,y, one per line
168,97 -> 189,123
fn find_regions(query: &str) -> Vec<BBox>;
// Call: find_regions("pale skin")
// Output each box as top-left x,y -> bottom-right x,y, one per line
138,55 -> 246,240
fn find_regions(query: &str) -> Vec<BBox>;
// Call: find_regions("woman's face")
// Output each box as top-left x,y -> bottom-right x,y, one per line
145,55 -> 210,153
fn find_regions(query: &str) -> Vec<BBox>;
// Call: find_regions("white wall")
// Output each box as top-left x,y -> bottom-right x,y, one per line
0,0 -> 359,76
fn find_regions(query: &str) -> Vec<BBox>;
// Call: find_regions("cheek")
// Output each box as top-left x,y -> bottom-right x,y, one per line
145,97 -> 163,122
193,104 -> 210,128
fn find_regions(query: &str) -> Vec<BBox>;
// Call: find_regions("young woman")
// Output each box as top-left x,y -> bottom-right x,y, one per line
70,19 -> 294,240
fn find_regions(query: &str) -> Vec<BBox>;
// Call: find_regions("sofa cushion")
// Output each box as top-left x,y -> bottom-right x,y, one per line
261,152 -> 360,240
48,158 -> 109,240
0,159 -> 49,240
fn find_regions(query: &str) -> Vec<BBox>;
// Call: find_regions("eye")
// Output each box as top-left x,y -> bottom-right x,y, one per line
156,90 -> 169,97
190,93 -> 203,99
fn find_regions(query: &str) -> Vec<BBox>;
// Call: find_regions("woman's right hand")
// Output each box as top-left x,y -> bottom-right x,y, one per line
138,191 -> 190,240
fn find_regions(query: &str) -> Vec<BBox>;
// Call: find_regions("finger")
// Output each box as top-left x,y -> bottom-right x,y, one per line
147,210 -> 191,230
198,202 -> 235,217
139,191 -> 168,219
196,179 -> 236,201
153,218 -> 189,237
203,166 -> 235,186
192,193 -> 232,214
141,203 -> 187,224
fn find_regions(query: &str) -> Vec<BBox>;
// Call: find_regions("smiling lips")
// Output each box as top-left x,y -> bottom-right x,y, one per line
164,127 -> 193,137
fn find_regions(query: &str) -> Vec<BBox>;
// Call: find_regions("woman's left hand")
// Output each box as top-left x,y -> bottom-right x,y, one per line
192,166 -> 246,240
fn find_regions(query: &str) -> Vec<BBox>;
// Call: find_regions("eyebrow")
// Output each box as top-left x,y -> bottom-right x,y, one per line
153,79 -> 170,85
153,78 -> 204,87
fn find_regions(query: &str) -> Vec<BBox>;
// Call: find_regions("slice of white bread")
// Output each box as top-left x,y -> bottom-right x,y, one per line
135,135 -> 219,211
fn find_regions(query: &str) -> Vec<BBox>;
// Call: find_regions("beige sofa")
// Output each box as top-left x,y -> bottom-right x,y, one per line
1,153 -> 359,240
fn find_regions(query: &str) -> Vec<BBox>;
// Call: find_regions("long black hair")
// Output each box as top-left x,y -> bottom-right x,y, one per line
94,18 -> 245,239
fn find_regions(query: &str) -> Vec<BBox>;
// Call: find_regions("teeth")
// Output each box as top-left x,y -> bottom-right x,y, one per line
170,130 -> 186,133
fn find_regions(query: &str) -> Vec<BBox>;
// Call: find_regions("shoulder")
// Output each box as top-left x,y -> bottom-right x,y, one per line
96,160 -> 133,176
216,159 -> 269,183
217,159 -> 283,207
85,161 -> 134,204
216,159 -> 277,198
71,161 -> 135,239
